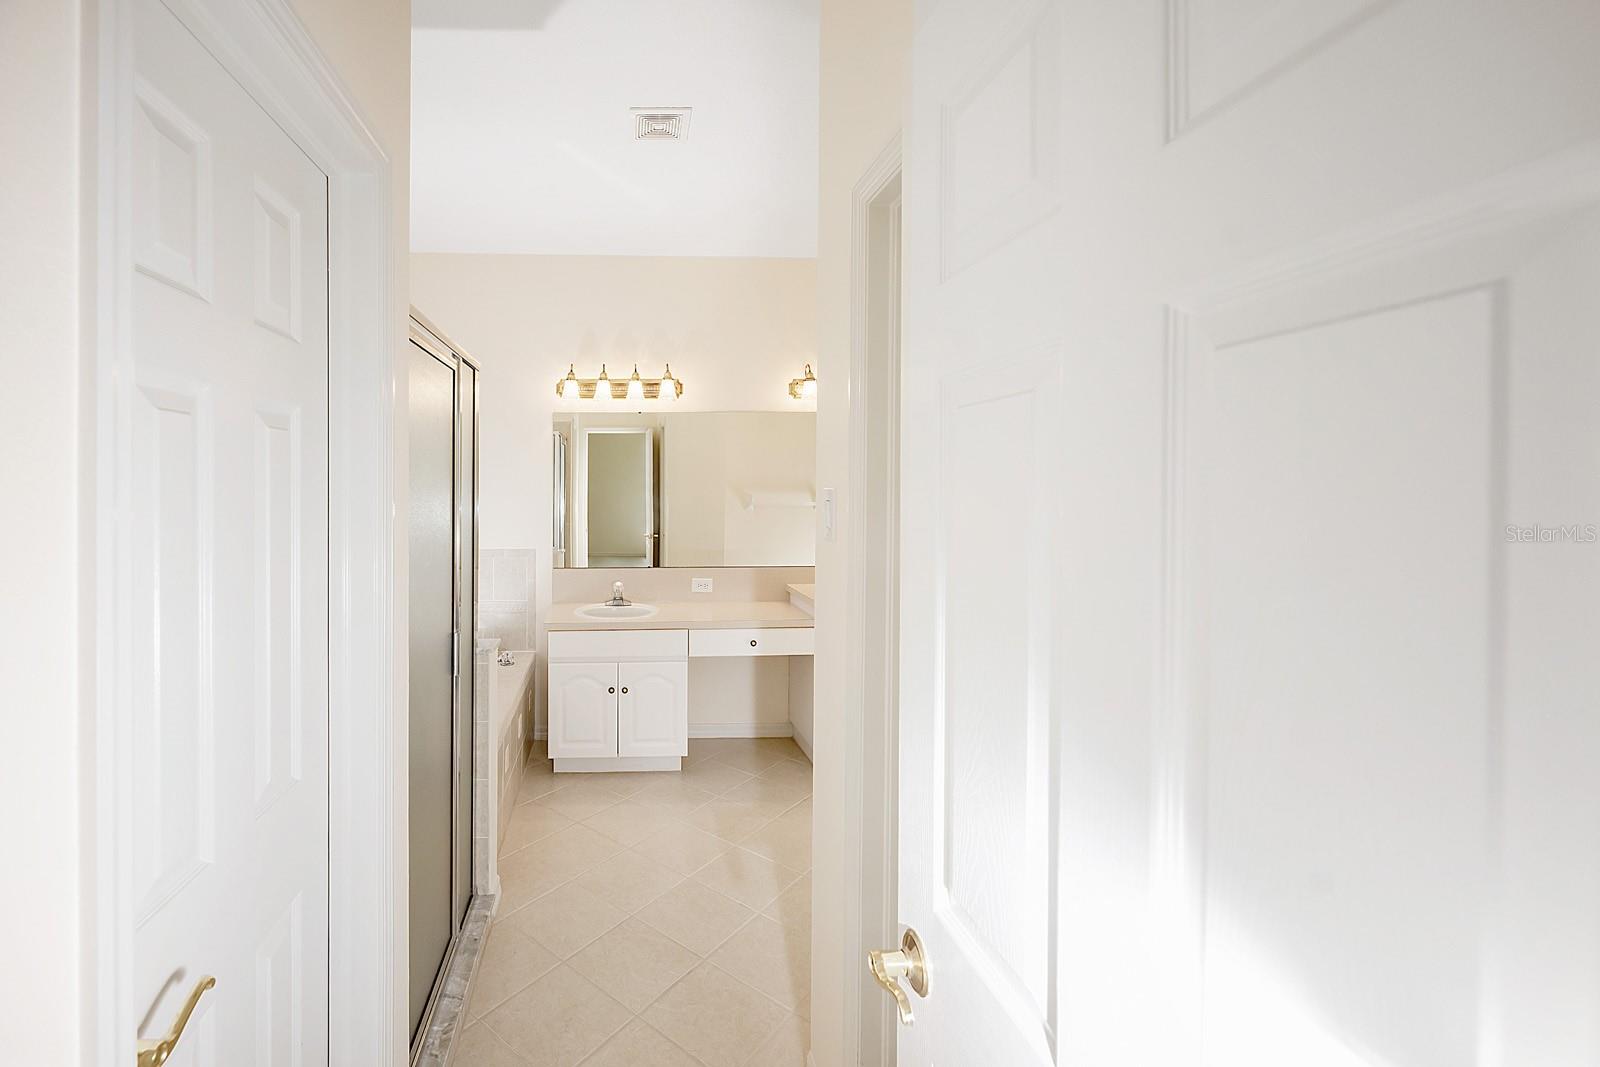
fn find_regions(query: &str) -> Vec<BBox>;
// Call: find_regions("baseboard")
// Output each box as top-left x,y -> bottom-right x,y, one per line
689,722 -> 795,739
790,724 -> 813,760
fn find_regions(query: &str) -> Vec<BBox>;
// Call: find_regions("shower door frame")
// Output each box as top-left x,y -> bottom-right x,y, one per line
407,310 -> 484,1059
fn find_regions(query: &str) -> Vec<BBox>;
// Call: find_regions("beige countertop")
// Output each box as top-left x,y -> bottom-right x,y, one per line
547,600 -> 815,632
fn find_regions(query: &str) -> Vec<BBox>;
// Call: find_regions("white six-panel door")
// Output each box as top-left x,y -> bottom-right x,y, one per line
129,0 -> 330,1060
898,1 -> 1600,1064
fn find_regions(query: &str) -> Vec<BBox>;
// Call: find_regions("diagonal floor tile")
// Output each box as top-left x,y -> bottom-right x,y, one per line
498,825 -> 624,911
761,873 -> 810,934
571,850 -> 684,914
643,963 -> 788,1067
691,848 -> 804,911
467,923 -> 560,1019
737,800 -> 810,870
679,797 -> 780,844
577,1018 -> 701,1067
584,800 -> 691,848
634,881 -> 755,956
678,758 -> 754,795
744,1012 -> 809,1067
454,1021 -> 532,1067
538,780 -> 626,821
630,822 -> 732,876
708,914 -> 809,1011
755,757 -> 813,791
567,918 -> 699,1012
506,881 -> 628,958
484,965 -> 632,1067
501,801 -> 574,854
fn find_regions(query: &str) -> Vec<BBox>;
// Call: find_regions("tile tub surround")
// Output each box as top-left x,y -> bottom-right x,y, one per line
481,548 -> 540,650
453,738 -> 813,1067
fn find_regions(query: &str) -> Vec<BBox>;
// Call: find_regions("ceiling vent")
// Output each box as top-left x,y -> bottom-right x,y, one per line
631,107 -> 692,142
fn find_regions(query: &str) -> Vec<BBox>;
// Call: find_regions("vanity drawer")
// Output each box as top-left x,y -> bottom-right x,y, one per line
689,626 -> 814,658
549,628 -> 688,662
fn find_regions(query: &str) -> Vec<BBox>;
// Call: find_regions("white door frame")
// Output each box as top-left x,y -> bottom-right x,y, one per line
834,134 -> 904,1067
89,0 -> 402,1062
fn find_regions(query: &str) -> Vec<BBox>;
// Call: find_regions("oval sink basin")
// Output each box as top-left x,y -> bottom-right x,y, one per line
575,603 -> 659,620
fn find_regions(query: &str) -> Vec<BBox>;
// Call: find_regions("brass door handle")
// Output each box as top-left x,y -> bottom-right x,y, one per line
137,976 -> 215,1066
867,927 -> 928,1026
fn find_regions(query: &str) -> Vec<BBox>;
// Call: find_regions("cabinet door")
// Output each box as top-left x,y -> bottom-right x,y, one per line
548,662 -> 618,758
618,661 -> 688,758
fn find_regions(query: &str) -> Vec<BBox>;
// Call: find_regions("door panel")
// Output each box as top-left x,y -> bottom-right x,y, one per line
130,0 -> 329,1059
550,662 -> 620,758
618,661 -> 689,758
407,343 -> 456,1036
899,1 -> 1600,1064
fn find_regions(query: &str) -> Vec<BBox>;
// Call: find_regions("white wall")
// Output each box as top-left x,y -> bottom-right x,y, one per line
410,253 -> 818,723
812,2 -> 912,1066
0,1 -> 410,1058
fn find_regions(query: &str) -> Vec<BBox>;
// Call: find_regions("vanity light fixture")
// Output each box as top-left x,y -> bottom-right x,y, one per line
552,364 -> 686,402
788,363 -> 818,401
557,364 -> 580,400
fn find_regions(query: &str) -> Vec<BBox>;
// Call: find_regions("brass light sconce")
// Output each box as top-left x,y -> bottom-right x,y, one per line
788,363 -> 817,401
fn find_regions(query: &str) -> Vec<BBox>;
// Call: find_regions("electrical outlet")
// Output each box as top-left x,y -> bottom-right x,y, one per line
692,577 -> 714,593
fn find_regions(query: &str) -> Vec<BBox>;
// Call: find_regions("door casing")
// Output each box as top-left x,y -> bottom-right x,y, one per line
831,135 -> 906,1067
89,0 -> 403,1061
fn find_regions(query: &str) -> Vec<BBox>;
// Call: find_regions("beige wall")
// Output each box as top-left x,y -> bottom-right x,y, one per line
0,0 -> 409,1059
812,1 -> 913,1065
410,253 -> 818,724
0,2 -> 88,1059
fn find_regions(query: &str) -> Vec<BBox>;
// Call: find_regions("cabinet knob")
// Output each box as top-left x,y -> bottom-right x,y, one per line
621,686 -> 629,694
608,686 -> 616,694
751,639 -> 758,647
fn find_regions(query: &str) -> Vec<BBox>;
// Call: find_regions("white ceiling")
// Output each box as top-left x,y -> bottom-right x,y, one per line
411,0 -> 820,258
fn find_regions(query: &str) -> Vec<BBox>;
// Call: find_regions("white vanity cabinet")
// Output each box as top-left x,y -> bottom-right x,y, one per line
548,629 -> 689,768
547,661 -> 621,758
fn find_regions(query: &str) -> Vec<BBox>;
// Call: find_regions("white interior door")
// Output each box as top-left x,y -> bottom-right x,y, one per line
129,0 -> 329,1060
897,2 -> 1600,1065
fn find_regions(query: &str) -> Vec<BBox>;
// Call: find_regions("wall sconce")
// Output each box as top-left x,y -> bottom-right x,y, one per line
788,363 -> 817,401
555,363 -> 684,401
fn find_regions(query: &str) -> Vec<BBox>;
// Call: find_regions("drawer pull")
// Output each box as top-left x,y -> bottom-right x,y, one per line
621,686 -> 629,694
751,639 -> 758,647
608,686 -> 616,694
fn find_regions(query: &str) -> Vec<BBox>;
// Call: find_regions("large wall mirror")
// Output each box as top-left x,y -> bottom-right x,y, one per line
553,411 -> 816,568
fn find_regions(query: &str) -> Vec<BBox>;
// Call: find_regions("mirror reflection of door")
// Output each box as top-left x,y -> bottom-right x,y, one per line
583,427 -> 654,568
554,411 -> 817,569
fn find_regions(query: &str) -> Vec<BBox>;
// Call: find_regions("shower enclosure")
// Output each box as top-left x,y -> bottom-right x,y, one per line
406,312 -> 479,1050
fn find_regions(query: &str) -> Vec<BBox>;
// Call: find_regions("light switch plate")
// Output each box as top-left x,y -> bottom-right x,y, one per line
691,577 -> 714,593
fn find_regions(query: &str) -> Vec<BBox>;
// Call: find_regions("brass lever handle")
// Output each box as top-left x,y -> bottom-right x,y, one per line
137,975 -> 216,1066
867,927 -> 928,1026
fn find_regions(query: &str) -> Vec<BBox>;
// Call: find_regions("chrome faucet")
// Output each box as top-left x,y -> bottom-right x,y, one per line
606,580 -> 630,607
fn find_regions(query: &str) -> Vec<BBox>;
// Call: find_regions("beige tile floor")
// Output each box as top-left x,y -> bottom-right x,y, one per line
455,738 -> 813,1067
